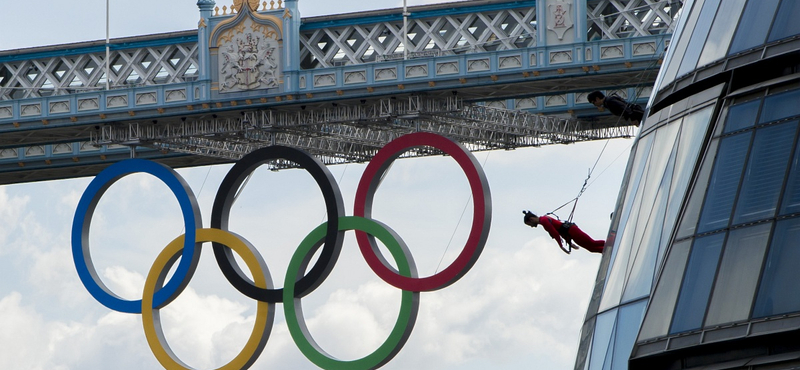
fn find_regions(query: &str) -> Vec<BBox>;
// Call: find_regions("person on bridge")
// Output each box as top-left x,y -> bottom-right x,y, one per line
522,211 -> 605,254
587,91 -> 644,125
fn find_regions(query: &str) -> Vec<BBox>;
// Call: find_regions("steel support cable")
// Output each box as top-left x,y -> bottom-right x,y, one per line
435,151 -> 490,274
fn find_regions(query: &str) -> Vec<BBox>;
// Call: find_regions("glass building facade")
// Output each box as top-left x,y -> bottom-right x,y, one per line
575,1 -> 800,369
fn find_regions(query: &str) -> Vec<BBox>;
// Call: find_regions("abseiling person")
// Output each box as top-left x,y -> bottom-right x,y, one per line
587,91 -> 644,125
522,211 -> 605,254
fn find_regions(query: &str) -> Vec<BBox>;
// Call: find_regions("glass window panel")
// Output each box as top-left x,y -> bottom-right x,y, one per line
659,0 -> 708,88
638,240 -> 692,341
677,138 -> 719,238
759,89 -> 800,123
600,135 -> 655,311
768,0 -> 800,43
676,0 -> 722,78
697,133 -> 751,233
780,123 -> 800,215
705,223 -> 771,326
753,218 -> 800,318
663,107 -> 715,261
670,233 -> 725,334
621,123 -> 681,303
696,0 -> 747,67
733,122 -> 797,224
622,145 -> 677,303
610,301 -> 647,370
728,0 -> 781,54
723,99 -> 761,134
588,309 -> 618,370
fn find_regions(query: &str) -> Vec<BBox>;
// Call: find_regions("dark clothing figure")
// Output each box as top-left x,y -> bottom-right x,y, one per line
523,211 -> 605,254
587,91 -> 644,124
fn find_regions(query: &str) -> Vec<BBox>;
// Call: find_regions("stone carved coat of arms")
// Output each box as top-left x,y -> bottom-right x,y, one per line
547,1 -> 574,41
218,25 -> 280,93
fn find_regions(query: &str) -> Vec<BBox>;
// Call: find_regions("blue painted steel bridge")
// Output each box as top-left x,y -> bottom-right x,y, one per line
0,0 -> 680,184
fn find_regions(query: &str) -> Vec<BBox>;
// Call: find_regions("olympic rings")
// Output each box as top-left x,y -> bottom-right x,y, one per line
284,216 -> 418,370
142,228 -> 273,370
72,159 -> 201,313
354,132 -> 492,291
211,145 -> 344,303
72,132 -> 492,370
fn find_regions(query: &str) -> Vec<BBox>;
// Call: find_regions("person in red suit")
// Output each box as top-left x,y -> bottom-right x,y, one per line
523,211 -> 604,254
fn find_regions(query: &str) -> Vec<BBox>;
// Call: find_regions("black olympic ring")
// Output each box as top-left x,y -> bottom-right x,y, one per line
210,145 -> 345,302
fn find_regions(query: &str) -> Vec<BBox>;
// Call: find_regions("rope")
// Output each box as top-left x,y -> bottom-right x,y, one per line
435,152 -> 490,274
546,37 -> 665,221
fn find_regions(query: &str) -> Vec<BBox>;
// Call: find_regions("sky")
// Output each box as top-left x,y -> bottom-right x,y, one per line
0,1 -> 635,369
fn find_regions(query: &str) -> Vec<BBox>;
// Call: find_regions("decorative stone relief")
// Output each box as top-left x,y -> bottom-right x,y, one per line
80,142 -> 100,152
49,101 -> 70,114
487,101 -> 507,109
549,50 -> 573,64
516,98 -> 537,109
344,71 -> 367,84
436,61 -> 459,75
25,146 -> 45,157
405,65 -> 428,78
499,55 -> 522,69
136,92 -> 158,105
0,148 -> 17,159
0,106 -> 13,118
166,89 -> 187,102
545,94 -> 567,107
547,1 -> 574,41
313,73 -> 336,87
467,58 -> 490,72
375,68 -> 397,81
216,12 -> 282,93
53,143 -> 73,155
21,104 -> 42,116
107,95 -> 128,108
78,98 -> 100,111
633,42 -> 657,56
600,45 -> 624,59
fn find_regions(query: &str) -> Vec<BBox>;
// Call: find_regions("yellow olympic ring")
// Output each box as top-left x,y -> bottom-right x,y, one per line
141,228 -> 273,370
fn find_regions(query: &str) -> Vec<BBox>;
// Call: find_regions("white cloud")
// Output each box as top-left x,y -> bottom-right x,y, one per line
103,266 -> 146,301
0,188 -> 30,255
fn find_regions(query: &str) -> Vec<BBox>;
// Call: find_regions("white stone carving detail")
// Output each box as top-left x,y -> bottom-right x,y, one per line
547,1 -> 574,40
218,19 -> 281,93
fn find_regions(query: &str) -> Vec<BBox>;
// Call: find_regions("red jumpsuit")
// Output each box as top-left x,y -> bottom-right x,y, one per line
538,215 -> 605,254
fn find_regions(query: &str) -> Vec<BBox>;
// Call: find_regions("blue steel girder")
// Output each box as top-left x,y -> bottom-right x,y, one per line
0,0 -> 680,184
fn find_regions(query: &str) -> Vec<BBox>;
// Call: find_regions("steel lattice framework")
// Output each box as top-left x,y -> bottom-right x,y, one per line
587,0 -> 681,39
0,0 -> 682,99
299,0 -> 680,68
92,95 -> 636,168
298,4 -> 539,68
0,35 -> 200,100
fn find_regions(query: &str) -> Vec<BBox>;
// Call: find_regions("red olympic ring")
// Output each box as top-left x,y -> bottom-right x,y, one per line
354,132 -> 492,291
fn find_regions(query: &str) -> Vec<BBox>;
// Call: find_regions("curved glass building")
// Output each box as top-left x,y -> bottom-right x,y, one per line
575,1 -> 800,369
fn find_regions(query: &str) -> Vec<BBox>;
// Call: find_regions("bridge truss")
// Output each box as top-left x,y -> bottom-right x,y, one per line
92,95 -> 636,168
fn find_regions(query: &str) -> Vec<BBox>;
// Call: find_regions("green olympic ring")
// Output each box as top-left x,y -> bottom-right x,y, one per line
284,216 -> 419,370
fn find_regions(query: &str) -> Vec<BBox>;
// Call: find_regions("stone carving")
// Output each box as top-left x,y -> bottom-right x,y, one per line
218,20 -> 280,93
547,1 -> 574,40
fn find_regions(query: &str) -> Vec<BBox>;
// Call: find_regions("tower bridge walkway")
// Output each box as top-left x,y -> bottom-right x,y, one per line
0,0 -> 681,184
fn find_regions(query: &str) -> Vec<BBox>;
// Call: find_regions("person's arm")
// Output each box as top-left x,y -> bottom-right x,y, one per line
539,217 -> 564,248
